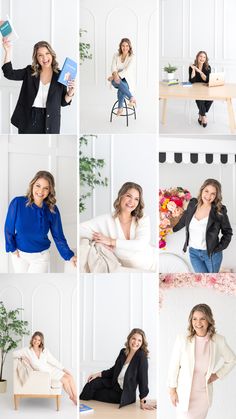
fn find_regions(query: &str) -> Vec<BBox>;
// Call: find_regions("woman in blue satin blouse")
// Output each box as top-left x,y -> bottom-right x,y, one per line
4,170 -> 77,273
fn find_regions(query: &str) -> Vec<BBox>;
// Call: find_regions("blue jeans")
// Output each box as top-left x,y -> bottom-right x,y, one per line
189,247 -> 223,273
111,78 -> 132,108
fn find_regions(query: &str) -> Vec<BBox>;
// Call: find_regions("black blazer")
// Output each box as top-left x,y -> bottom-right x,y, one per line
189,65 -> 211,84
2,61 -> 70,133
173,198 -> 233,256
101,348 -> 149,408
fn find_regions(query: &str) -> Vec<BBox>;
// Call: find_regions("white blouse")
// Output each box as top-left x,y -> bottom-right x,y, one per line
111,53 -> 135,93
117,362 -> 129,389
189,216 -> 208,250
33,81 -> 50,108
13,347 -> 64,373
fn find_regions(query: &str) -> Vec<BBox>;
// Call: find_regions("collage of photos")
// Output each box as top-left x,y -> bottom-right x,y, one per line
0,1 -> 236,419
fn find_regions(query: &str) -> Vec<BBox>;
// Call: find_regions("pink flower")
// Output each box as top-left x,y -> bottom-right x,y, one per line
159,239 -> 166,249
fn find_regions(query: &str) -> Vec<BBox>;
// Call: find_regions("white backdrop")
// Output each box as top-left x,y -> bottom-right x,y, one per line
0,135 -> 77,273
80,273 -> 158,399
80,0 -> 157,133
0,274 -> 77,414
159,285 -> 236,419
80,134 -> 158,245
159,0 -> 236,134
0,0 -> 78,134
160,137 -> 236,272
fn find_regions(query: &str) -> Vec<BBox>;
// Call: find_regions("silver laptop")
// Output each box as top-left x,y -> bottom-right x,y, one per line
208,72 -> 225,87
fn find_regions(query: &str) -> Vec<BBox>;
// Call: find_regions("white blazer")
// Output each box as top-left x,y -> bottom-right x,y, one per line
111,53 -> 135,93
168,334 -> 236,412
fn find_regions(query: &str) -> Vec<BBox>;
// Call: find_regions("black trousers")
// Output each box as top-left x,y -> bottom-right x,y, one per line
18,107 -> 46,134
195,100 -> 213,116
80,377 -> 122,404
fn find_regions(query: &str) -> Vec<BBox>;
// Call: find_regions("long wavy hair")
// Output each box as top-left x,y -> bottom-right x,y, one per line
124,328 -> 149,356
31,41 -> 59,76
26,170 -> 56,212
197,178 -> 222,214
113,182 -> 144,221
194,50 -> 210,70
188,304 -> 216,340
118,38 -> 133,56
29,331 -> 45,351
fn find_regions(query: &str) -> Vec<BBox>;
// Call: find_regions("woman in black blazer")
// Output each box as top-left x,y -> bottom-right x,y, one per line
189,50 -> 212,127
80,328 -> 155,410
173,179 -> 232,273
2,39 -> 75,134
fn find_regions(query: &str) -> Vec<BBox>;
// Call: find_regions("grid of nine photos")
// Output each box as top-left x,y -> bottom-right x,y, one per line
0,1 -> 236,419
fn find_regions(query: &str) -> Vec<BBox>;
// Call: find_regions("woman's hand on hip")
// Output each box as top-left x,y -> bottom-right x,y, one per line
87,372 -> 102,382
70,255 -> 77,267
208,373 -> 218,384
169,388 -> 179,406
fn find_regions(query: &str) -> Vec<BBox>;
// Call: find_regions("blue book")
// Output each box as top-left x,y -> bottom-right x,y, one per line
58,57 -> 77,86
0,20 -> 12,37
80,403 -> 94,414
181,82 -> 192,87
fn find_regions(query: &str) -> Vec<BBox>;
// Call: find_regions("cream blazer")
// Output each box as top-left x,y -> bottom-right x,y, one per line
168,334 -> 236,412
111,53 -> 135,93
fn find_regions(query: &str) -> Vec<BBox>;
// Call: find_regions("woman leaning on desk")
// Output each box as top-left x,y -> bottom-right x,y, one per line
189,50 -> 212,128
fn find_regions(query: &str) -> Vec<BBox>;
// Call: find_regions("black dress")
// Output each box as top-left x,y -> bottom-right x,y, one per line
80,348 -> 149,408
2,62 -> 70,134
188,65 -> 213,116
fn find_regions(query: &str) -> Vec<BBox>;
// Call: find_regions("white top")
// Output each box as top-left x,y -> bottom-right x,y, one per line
13,346 -> 64,373
80,213 -> 157,271
189,216 -> 208,250
33,81 -> 50,108
111,53 -> 135,93
117,362 -> 129,389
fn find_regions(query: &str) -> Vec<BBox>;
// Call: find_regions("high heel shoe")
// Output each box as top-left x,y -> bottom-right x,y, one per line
198,118 -> 202,125
202,116 -> 207,127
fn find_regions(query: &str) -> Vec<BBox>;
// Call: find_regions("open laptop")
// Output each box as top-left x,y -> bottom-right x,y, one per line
208,72 -> 225,87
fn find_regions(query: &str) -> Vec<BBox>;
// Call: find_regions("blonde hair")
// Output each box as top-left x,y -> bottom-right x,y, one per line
29,331 -> 45,351
31,41 -> 59,76
188,304 -> 216,340
118,38 -> 133,56
113,182 -> 144,221
197,178 -> 222,214
124,328 -> 149,356
26,170 -> 56,212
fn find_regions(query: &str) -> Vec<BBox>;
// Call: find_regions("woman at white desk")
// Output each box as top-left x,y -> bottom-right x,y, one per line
189,50 -> 212,128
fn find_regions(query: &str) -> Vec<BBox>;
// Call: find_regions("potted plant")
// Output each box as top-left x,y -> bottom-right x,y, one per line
164,63 -> 178,81
80,29 -> 92,65
0,301 -> 30,393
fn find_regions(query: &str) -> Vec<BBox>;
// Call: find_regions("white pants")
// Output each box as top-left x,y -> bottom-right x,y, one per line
11,250 -> 50,273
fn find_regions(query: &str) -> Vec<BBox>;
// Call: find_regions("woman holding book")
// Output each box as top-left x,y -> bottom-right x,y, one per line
108,38 -> 136,116
80,182 -> 157,272
80,328 -> 156,410
14,331 -> 77,405
172,178 -> 232,273
168,304 -> 236,419
1,39 -> 75,133
189,50 -> 212,127
4,170 -> 77,273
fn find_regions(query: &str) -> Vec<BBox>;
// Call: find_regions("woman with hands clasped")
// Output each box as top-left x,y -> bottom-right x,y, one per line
189,50 -> 212,127
80,328 -> 156,410
2,39 -> 75,133
108,38 -> 136,116
4,170 -> 77,273
168,304 -> 236,419
14,331 -> 77,405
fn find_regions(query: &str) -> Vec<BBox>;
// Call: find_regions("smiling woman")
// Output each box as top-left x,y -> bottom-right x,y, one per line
1,39 -> 75,133
4,170 -> 77,273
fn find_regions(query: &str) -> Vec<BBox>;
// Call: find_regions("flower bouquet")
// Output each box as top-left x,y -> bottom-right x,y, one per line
159,187 -> 191,249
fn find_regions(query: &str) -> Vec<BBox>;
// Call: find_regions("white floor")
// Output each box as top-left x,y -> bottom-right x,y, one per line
0,393 -> 76,418
159,99 -> 236,135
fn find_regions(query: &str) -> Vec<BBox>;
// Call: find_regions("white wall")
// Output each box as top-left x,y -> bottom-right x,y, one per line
80,274 -> 158,399
0,0 -> 78,134
80,134 -> 158,245
0,135 -> 77,273
0,274 -> 77,389
159,285 -> 236,419
159,137 -> 236,272
80,0 -> 157,133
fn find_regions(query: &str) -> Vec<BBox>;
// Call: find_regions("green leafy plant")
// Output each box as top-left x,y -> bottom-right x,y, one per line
80,29 -> 92,65
0,301 -> 30,382
80,135 -> 108,213
164,63 -> 178,73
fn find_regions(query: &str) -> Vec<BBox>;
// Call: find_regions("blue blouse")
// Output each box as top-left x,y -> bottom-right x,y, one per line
4,196 -> 74,261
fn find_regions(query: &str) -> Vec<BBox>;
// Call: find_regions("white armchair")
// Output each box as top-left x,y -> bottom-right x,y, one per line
13,359 -> 62,410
